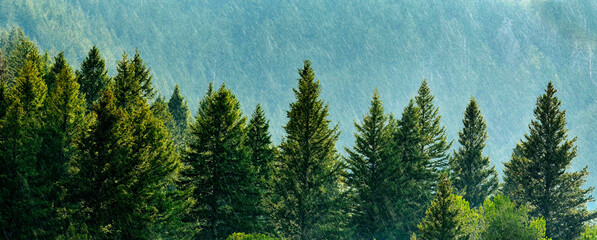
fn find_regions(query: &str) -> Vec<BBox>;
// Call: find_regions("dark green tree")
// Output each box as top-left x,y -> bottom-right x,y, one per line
113,52 -> 141,110
418,174 -> 466,240
62,88 -> 180,239
44,51 -> 67,92
345,90 -> 399,239
180,83 -> 258,239
132,50 -> 155,99
39,63 -> 87,236
273,60 -> 346,240
503,82 -> 596,240
415,79 -> 452,174
246,103 -> 276,233
449,98 -> 498,208
151,95 -> 174,130
167,84 -> 191,147
76,46 -> 109,111
0,58 -> 47,239
393,99 -> 434,239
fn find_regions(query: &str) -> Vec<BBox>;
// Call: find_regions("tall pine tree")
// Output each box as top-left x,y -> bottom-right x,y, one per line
345,90 -> 399,239
449,98 -> 498,208
113,52 -> 141,110
417,174 -> 467,240
246,104 -> 276,234
168,84 -> 191,147
180,83 -> 259,239
415,79 -> 452,174
274,60 -> 346,240
392,99 -> 434,239
503,82 -> 596,240
45,51 -> 67,92
76,46 -> 109,111
62,87 -> 179,239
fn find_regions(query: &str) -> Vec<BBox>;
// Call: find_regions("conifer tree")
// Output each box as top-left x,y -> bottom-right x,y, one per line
273,60 -> 346,240
167,84 -> 191,147
393,99 -> 434,239
180,83 -> 258,239
76,46 -> 109,111
151,95 -> 174,130
415,79 -> 452,174
418,174 -> 466,240
345,90 -> 399,239
503,82 -> 596,240
45,51 -> 67,92
62,87 -> 179,239
6,28 -> 39,83
450,98 -> 498,208
113,52 -> 141,110
0,57 -> 47,239
246,104 -> 276,233
132,50 -> 155,99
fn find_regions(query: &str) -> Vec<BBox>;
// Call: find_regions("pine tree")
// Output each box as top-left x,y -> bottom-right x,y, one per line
62,87 -> 180,239
76,46 -> 109,111
151,95 -> 174,131
6,28 -> 39,83
393,99 -> 434,239
0,57 -> 47,239
167,84 -> 191,147
345,90 -> 399,239
273,60 -> 346,240
132,50 -> 155,99
113,52 -> 141,110
415,79 -> 452,174
503,82 -> 596,240
246,104 -> 276,233
418,174 -> 466,240
180,83 -> 258,239
39,63 -> 86,235
449,98 -> 498,208
45,51 -> 68,92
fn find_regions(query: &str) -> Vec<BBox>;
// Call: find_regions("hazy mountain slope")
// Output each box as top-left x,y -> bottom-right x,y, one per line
1,0 -> 595,188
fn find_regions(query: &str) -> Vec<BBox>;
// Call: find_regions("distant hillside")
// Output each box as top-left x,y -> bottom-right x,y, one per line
1,0 -> 595,190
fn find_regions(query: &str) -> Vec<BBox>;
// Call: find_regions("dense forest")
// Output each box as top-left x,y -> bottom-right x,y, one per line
0,28 -> 596,239
0,0 -> 596,190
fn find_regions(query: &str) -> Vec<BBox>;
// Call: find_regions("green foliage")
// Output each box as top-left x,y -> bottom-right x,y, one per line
55,222 -> 91,240
393,99 -> 434,239
61,87 -> 180,239
580,226 -> 597,240
76,45 -> 109,111
180,83 -> 259,239
503,82 -> 596,240
478,195 -> 548,240
450,98 -> 498,208
345,89 -> 399,239
45,51 -> 67,92
226,232 -> 279,240
167,84 -> 190,148
273,60 -> 346,240
415,79 -> 452,175
418,174 -> 467,240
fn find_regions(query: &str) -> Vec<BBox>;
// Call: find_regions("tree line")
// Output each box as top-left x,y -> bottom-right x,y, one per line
0,28 -> 595,240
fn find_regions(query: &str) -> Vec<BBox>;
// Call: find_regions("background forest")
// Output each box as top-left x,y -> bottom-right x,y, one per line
0,0 -> 596,240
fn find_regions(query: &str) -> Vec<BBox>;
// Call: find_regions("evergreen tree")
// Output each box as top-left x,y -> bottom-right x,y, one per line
0,57 -> 47,239
345,90 -> 399,239
76,46 -> 109,111
418,174 -> 466,240
132,50 -> 155,99
167,84 -> 191,147
246,103 -> 276,233
180,83 -> 258,239
415,79 -> 452,174
273,60 -> 346,240
39,64 -> 86,235
45,51 -> 67,92
503,82 -> 596,240
62,88 -> 179,239
393,99 -> 434,239
0,49 -> 7,83
449,98 -> 498,208
6,28 -> 39,83
151,95 -> 174,131
113,52 -> 141,110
